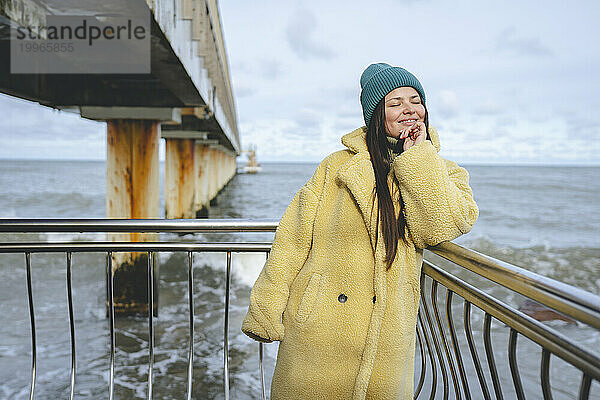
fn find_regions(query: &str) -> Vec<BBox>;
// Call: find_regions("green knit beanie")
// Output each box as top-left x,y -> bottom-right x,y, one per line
360,63 -> 426,127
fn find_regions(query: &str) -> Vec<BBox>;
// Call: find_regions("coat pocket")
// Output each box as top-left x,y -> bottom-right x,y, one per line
295,273 -> 323,324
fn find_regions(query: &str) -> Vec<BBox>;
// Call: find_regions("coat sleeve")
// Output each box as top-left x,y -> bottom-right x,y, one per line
241,161 -> 326,343
391,139 -> 479,249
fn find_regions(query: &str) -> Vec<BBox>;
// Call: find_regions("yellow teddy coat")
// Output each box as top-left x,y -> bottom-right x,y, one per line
242,125 -> 479,399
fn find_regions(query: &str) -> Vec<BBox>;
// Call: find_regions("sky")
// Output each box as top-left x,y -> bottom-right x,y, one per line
2,0 -> 599,165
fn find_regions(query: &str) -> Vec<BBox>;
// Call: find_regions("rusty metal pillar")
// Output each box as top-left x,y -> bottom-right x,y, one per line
223,151 -> 228,185
162,131 -> 209,219
233,152 -> 238,178
208,146 -> 218,206
228,150 -> 237,181
221,149 -> 235,184
231,153 -> 236,180
106,119 -> 159,316
193,140 -> 211,218
217,148 -> 224,193
82,106 -> 181,316
165,138 -> 195,219
226,151 -> 233,182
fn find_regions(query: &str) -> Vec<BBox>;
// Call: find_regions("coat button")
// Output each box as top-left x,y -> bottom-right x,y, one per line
338,294 -> 347,303
373,296 -> 376,303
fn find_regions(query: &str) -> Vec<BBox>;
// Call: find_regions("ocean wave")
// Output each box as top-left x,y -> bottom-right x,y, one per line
460,234 -> 600,294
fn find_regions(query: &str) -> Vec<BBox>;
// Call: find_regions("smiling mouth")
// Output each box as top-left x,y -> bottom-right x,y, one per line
399,119 -> 418,125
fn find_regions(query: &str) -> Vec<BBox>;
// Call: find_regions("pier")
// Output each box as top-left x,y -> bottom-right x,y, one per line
1,0 -> 239,315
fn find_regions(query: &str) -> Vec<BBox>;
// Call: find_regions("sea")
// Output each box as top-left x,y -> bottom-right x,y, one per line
0,159 -> 598,399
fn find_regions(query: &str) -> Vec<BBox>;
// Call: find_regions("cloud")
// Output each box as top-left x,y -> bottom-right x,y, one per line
494,114 -> 517,128
334,119 -> 363,134
564,115 -> 600,141
0,95 -> 103,141
494,26 -> 553,57
474,98 -> 504,116
290,108 -> 323,138
334,106 -> 364,132
239,118 -> 324,161
230,58 -> 283,99
336,108 -> 361,121
258,59 -> 283,80
437,90 -> 460,118
285,8 -> 335,60
233,81 -> 256,98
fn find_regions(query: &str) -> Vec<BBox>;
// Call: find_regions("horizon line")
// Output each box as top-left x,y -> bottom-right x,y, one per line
1,158 -> 599,167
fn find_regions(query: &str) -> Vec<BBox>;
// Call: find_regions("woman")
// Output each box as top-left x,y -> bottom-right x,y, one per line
241,63 -> 479,400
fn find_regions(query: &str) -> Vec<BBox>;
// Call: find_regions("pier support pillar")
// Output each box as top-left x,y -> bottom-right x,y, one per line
194,142 -> 211,218
217,150 -> 223,193
165,138 -> 195,219
209,146 -> 218,206
162,131 -> 210,219
82,106 -> 181,317
106,119 -> 161,316
230,154 -> 235,180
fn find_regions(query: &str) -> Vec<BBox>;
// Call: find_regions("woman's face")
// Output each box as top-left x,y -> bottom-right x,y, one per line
384,86 -> 425,138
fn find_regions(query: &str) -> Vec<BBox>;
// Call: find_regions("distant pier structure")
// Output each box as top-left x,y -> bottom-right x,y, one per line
1,0 -> 239,314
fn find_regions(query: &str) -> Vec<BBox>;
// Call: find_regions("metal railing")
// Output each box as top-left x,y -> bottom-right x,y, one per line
0,219 -> 599,400
416,243 -> 600,399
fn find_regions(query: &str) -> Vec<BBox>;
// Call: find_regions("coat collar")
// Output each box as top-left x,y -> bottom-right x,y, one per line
336,125 -> 441,256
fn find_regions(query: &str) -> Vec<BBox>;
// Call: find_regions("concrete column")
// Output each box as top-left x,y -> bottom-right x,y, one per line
226,152 -> 233,182
214,147 -> 220,196
214,147 -> 220,202
209,147 -> 217,205
223,152 -> 228,185
221,152 -> 229,187
226,154 -> 230,182
230,153 -> 236,180
228,155 -> 232,181
165,138 -> 195,219
106,119 -> 160,316
81,106 -> 181,317
232,153 -> 237,179
213,147 -> 222,201
218,150 -> 223,193
229,154 -> 237,179
194,142 -> 210,217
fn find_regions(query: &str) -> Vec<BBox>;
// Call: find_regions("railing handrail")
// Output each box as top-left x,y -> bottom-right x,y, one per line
429,241 -> 600,329
0,242 -> 274,253
0,218 -> 279,233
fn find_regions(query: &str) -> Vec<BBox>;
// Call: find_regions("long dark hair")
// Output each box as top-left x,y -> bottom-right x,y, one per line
366,99 -> 430,270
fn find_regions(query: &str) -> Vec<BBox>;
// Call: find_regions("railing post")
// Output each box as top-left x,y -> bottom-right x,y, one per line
223,251 -> 231,400
107,252 -> 115,400
147,251 -> 155,400
187,251 -> 195,400
25,252 -> 36,400
66,252 -> 76,400
259,250 -> 269,400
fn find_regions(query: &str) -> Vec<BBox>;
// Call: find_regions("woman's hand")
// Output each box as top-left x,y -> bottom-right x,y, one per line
399,122 -> 426,151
